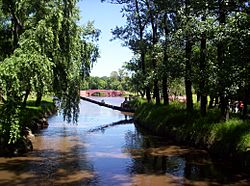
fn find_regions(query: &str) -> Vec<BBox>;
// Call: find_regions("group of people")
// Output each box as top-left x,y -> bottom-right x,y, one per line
229,100 -> 244,113
121,95 -> 133,108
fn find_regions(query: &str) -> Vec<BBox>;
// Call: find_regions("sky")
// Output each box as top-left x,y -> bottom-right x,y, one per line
77,0 -> 133,77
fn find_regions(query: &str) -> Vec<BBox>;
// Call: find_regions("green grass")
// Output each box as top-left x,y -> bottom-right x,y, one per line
134,102 -> 250,163
0,96 -> 56,130
20,96 -> 56,128
126,97 -> 147,109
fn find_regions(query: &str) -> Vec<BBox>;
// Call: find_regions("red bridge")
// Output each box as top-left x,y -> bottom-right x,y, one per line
80,89 -> 124,97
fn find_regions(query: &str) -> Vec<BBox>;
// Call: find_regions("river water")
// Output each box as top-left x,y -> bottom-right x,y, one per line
0,97 -> 250,186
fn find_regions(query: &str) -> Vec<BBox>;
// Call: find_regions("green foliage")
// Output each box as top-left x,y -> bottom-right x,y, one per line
0,103 -> 21,144
83,69 -> 130,91
80,21 -> 100,79
0,40 -> 54,96
126,96 -> 146,109
109,0 -> 250,118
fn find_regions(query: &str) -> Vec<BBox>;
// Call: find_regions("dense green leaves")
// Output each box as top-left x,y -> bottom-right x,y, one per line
83,69 -> 129,91
109,0 -> 250,118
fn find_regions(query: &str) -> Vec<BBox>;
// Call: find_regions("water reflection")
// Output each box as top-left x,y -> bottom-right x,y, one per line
122,127 -> 250,185
87,118 -> 134,133
0,127 -> 99,186
0,98 -> 250,186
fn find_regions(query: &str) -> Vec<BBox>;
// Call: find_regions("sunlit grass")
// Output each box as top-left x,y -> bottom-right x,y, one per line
21,95 -> 55,121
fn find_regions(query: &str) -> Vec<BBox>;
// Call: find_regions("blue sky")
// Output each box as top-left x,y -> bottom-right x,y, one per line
77,0 -> 133,77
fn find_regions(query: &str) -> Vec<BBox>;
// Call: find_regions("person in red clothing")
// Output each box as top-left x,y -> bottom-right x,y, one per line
239,101 -> 244,113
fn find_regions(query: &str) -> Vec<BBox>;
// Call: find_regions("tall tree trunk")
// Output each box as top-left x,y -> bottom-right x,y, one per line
200,94 -> 207,116
243,86 -> 249,119
35,92 -> 43,106
185,0 -> 193,112
217,0 -> 227,119
9,1 -> 23,49
0,88 -> 3,103
145,86 -> 151,103
22,87 -> 31,107
135,0 -> 151,102
219,93 -> 228,120
154,78 -> 160,105
199,15 -> 207,116
162,77 -> 169,105
185,39 -> 193,112
152,52 -> 160,104
139,90 -> 145,98
215,96 -> 219,105
145,0 -> 160,104
142,52 -> 151,103
208,96 -> 214,108
152,37 -> 160,105
196,91 -> 201,103
162,12 -> 169,106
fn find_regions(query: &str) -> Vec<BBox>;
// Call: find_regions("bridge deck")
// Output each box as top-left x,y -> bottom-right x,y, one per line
80,96 -> 135,113
80,90 -> 124,97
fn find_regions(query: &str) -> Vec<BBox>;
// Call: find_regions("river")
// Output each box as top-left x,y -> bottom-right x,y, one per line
0,97 -> 250,186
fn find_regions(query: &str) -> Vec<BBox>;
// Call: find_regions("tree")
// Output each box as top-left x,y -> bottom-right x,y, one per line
144,0 -> 161,104
80,21 -> 100,79
110,0 -> 152,102
106,0 -> 250,120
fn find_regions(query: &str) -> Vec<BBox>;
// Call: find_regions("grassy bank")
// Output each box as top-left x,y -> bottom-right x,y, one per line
20,97 -> 57,131
134,101 -> 250,167
0,96 -> 56,156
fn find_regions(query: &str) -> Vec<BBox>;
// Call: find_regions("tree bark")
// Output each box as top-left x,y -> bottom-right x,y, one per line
218,0 -> 227,120
162,12 -> 169,106
196,91 -> 200,103
185,39 -> 193,112
154,78 -> 160,105
162,77 -> 169,105
146,0 -> 160,104
8,0 -> 23,49
142,52 -> 151,103
139,90 -> 145,98
135,0 -> 151,102
184,0 -> 193,112
35,92 -> 43,106
208,96 -> 214,108
0,88 -> 3,102
22,87 -> 31,107
200,95 -> 207,116
199,16 -> 207,116
214,96 -> 219,105
243,86 -> 249,119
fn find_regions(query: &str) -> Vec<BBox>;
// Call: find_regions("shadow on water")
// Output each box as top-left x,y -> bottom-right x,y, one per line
87,118 -> 134,133
121,127 -> 250,185
0,144 -> 99,186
